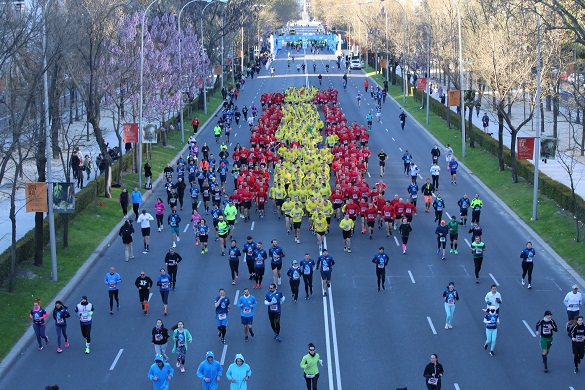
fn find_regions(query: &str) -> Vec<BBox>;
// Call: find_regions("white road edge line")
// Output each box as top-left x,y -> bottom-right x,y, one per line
393,236 -> 399,247
464,238 -> 471,248
489,273 -> 500,286
427,316 -> 437,335
220,344 -> 228,366
570,387 -> 575,390
250,221 -> 255,231
328,288 -> 342,390
454,384 -> 461,390
109,349 -> 124,370
322,293 -> 334,390
408,270 -> 416,283
522,320 -> 536,337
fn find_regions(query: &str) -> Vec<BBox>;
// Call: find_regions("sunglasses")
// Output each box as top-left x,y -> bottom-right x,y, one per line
140,273 -> 145,276
309,348 -> 315,351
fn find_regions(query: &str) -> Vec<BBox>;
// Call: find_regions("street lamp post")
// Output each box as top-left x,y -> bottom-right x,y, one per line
138,0 -> 162,188
42,0 -> 58,281
421,0 -> 431,125
532,7 -> 542,220
455,0 -> 465,157
384,0 -> 407,104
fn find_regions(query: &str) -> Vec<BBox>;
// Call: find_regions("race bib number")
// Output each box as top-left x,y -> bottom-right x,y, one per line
447,299 -> 455,306
81,313 -> 89,322
179,340 -> 185,346
270,305 -> 278,311
377,263 -> 384,268
162,283 -> 169,289
542,326 -> 551,335
155,334 -> 163,341
56,318 -> 64,324
576,335 -> 585,342
218,313 -> 227,320
411,194 -> 417,198
525,257 -> 532,262
243,308 -> 251,314
440,237 -> 446,242
475,248 -> 483,254
109,283 -> 116,288
428,378 -> 438,385
256,259 -> 263,266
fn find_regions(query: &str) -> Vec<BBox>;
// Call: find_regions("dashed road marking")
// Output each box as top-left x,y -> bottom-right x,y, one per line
393,236 -> 399,246
464,238 -> 471,248
408,270 -> 415,283
220,344 -> 228,365
427,316 -> 437,335
522,320 -> 536,337
489,273 -> 500,286
250,221 -> 255,230
109,349 -> 124,370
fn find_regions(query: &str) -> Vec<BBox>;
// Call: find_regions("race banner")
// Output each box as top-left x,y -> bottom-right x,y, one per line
52,182 -> 75,213
447,90 -> 460,107
417,78 -> 427,91
517,137 -> 535,160
25,182 -> 48,213
123,123 -> 138,143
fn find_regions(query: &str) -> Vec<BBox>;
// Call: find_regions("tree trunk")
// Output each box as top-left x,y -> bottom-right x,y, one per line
468,106 -> 474,148
498,111 -> 505,171
510,129 -> 519,183
9,184 -> 17,292
553,91 -> 559,139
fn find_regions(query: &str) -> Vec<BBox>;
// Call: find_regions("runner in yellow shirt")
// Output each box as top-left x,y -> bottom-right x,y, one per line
290,203 -> 305,244
339,214 -> 355,253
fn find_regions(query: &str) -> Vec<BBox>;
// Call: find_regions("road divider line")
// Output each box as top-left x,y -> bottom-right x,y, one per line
408,270 -> 416,283
328,288 -> 342,390
148,293 -> 153,302
445,212 -> 451,219
367,172 -> 371,178
220,344 -> 228,366
385,128 -> 388,132
464,238 -> 471,248
427,317 -> 437,335
250,221 -> 255,231
522,320 -> 536,337
399,147 -> 403,152
392,137 -> 395,141
489,273 -> 500,286
234,290 -> 240,304
322,294 -> 334,390
418,174 -> 423,179
183,224 -> 189,233
109,349 -> 124,370
393,236 -> 399,246
454,384 -> 461,390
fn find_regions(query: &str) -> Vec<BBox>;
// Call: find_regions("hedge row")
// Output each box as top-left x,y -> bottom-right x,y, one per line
0,150 -> 134,286
397,74 -> 585,222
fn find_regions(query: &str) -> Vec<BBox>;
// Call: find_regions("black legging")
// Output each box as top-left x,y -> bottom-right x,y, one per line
432,175 -> 439,189
138,289 -> 149,303
376,268 -> 386,289
303,274 -> 313,296
108,290 -> 119,311
156,214 -> 164,228
574,344 -> 584,368
80,323 -> 92,343
474,257 -> 484,279
305,372 -> 320,390
133,203 -> 140,220
472,210 -> 481,223
268,311 -> 281,335
290,279 -> 300,300
521,261 -> 534,284
229,261 -> 239,280
167,266 -> 178,287
402,236 -> 409,245
121,204 -> 128,217
246,258 -> 255,276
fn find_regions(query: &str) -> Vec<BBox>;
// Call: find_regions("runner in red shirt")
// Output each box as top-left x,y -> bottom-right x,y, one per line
359,198 -> 369,234
393,198 -> 406,231
256,189 -> 268,220
403,199 -> 417,223
382,200 -> 395,238
365,203 -> 378,240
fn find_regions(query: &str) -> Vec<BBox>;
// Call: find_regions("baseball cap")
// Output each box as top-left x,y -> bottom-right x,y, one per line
292,260 -> 298,265
573,284 -> 579,289
544,310 -> 553,316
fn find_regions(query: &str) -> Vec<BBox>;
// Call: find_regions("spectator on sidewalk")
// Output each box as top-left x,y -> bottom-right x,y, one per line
77,165 -> 84,189
120,188 -> 129,218
192,117 -> 200,134
71,151 -> 81,180
83,155 -> 93,180
118,220 -> 135,262
131,187 -> 143,221
96,153 -> 106,176
482,113 -> 490,134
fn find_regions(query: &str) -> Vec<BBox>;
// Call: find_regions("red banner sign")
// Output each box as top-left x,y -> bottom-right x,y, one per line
417,78 -> 427,91
517,137 -> 535,160
123,123 -> 138,143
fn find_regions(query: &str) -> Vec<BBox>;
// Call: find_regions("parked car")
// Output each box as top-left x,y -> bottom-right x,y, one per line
350,59 -> 362,70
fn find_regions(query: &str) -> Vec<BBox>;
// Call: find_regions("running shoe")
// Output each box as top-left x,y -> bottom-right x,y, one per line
245,336 -> 249,342
454,250 -> 458,255
45,337 -> 49,345
528,284 -> 532,289
275,335 -> 282,342
65,341 -> 69,348
85,347 -> 90,354
57,348 -> 62,353
249,329 -> 255,337
176,236 -> 180,242
521,279 -> 525,286
180,366 -> 185,373
37,346 -> 43,351
176,361 -> 181,368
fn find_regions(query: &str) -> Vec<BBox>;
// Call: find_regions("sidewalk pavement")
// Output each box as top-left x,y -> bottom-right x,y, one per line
0,110 -> 124,255
400,68 -> 585,202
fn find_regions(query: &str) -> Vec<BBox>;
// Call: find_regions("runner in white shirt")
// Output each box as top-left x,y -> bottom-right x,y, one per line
137,209 -> 155,253
485,285 -> 502,313
565,285 -> 583,331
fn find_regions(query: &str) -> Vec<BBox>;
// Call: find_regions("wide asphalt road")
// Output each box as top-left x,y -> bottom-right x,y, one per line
0,49 -> 582,390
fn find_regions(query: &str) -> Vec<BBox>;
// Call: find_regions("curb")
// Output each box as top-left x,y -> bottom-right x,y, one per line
368,74 -> 585,289
0,101 -> 224,374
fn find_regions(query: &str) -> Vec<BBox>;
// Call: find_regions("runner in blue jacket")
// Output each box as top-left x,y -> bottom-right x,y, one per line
148,354 -> 174,390
226,353 -> 252,389
197,351 -> 223,390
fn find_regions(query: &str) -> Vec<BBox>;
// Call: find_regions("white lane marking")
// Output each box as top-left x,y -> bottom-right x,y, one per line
522,320 -> 536,337
183,224 -> 189,233
220,344 -> 228,365
570,387 -> 575,390
328,288 -> 342,390
393,236 -> 399,246
464,238 -> 471,248
198,201 -> 201,208
454,384 -> 461,390
445,212 -> 451,219
427,316 -> 437,335
489,273 -> 500,286
148,293 -> 153,302
323,236 -> 328,252
385,128 -> 388,132
367,172 -> 371,178
418,174 -> 423,179
551,280 -> 562,291
250,221 -> 255,230
408,270 -> 416,283
234,289 -> 240,304
322,294 -> 334,390
229,143 -> 232,146
234,133 -> 237,137
398,147 -> 403,152
109,349 -> 124,370
392,137 -> 395,141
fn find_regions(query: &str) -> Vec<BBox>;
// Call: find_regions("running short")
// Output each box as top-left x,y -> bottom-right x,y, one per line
379,161 -> 385,167
316,231 -> 326,237
568,310 -> 581,321
203,196 -> 211,202
271,263 -> 282,271
320,271 -> 332,281
342,230 -> 352,239
243,201 -> 252,209
141,228 -> 151,237
450,234 -> 458,241
460,209 -> 468,216
424,196 -> 433,203
227,220 -> 235,226
216,316 -> 228,327
254,267 -> 265,276
219,233 -> 228,239
275,199 -> 284,207
170,227 -> 179,234
241,316 -> 253,325
293,221 -> 302,229
333,203 -> 341,210
406,215 -> 413,223
258,204 -> 265,210
540,337 -> 553,351
367,221 -> 375,228
199,235 -> 208,243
